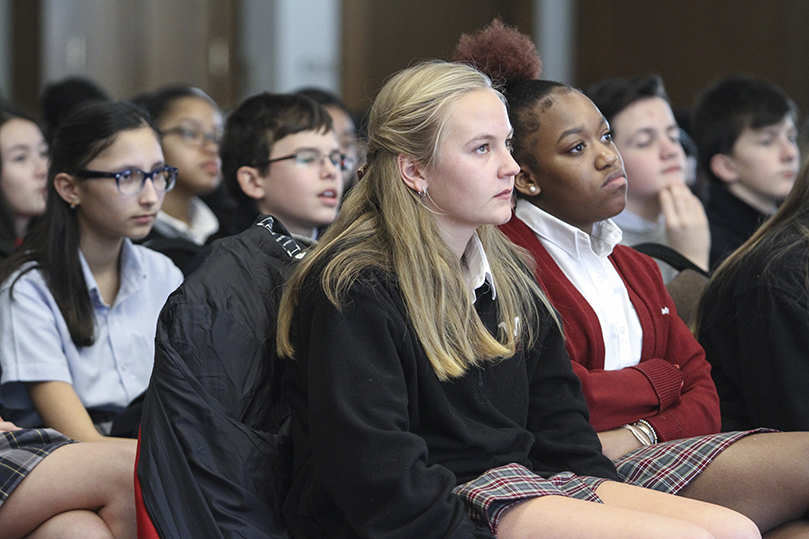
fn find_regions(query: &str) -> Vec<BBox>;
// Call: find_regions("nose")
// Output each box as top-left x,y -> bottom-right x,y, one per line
139,177 -> 160,206
35,155 -> 48,178
321,155 -> 340,179
596,143 -> 620,169
781,137 -> 799,161
659,136 -> 682,159
502,150 -> 520,178
202,137 -> 219,154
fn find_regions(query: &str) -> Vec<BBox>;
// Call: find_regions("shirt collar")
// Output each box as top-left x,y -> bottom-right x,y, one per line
463,233 -> 496,302
79,239 -> 145,308
514,198 -> 623,259
153,197 -> 219,245
611,209 -> 661,233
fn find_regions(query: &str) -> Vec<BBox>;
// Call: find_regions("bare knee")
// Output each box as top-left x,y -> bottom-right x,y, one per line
714,511 -> 761,539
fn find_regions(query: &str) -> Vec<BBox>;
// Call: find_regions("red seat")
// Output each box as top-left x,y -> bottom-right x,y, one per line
135,431 -> 160,539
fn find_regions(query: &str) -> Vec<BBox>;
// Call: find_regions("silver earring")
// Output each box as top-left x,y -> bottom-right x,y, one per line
418,187 -> 427,199
529,185 -> 537,193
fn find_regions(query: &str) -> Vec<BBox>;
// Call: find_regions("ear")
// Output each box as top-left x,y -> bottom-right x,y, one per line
397,154 -> 427,194
236,166 -> 267,201
54,172 -> 80,207
710,154 -> 739,184
514,168 -> 541,197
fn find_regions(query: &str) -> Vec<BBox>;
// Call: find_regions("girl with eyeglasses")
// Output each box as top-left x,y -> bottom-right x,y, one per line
0,100 -> 183,442
132,86 -> 224,248
0,109 -> 48,259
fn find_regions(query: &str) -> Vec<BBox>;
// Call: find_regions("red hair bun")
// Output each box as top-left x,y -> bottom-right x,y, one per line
451,19 -> 542,85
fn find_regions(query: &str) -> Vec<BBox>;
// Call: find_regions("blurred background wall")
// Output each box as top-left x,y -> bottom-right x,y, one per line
1,0 -> 807,119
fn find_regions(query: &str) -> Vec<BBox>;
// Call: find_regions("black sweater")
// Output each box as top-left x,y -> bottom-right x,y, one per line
699,224 -> 809,431
282,269 -> 618,539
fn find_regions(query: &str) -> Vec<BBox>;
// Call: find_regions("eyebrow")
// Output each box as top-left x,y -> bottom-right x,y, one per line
556,117 -> 607,144
467,129 -> 514,144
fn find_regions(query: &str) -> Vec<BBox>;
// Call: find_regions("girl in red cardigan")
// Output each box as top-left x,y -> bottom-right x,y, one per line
456,20 -> 809,538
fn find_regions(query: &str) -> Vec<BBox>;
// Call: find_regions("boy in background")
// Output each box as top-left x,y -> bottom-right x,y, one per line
137,93 -> 343,539
692,74 -> 799,269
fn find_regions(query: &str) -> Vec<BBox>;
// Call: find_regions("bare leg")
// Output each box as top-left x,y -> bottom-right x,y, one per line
764,519 -> 809,539
0,440 -> 136,539
679,432 -> 809,535
498,480 -> 759,539
25,510 -> 113,539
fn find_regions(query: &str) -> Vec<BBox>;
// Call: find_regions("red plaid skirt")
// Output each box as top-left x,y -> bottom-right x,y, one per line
454,429 -> 770,536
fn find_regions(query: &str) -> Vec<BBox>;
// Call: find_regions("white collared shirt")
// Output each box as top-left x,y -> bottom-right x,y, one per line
0,240 -> 183,421
515,199 -> 643,370
462,234 -> 496,303
152,196 -> 219,245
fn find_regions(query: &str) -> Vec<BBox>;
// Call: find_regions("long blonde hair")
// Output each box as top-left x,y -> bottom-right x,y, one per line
277,61 -> 555,381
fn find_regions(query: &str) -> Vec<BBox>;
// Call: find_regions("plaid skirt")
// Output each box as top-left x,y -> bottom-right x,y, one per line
0,428 -> 75,506
454,463 -> 609,535
614,429 -> 771,494
455,429 -> 770,536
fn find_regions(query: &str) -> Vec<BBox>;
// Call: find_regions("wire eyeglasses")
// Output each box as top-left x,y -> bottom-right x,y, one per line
256,149 -> 347,171
162,126 -> 221,148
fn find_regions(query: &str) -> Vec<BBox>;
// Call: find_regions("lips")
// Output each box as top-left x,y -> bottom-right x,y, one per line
201,161 -> 220,175
495,188 -> 513,199
132,213 -> 156,224
602,168 -> 627,187
318,189 -> 340,206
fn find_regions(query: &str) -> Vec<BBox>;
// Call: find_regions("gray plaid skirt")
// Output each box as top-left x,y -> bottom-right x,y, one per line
455,429 -> 768,536
0,428 -> 75,505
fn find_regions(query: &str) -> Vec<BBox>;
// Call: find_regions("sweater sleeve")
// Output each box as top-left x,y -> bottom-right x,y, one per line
569,359 -> 681,435
293,281 -> 493,539
639,310 -> 719,441
526,316 -> 619,481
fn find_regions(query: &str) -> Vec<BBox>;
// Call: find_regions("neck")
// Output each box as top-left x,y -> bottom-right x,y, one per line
13,215 -> 30,239
79,232 -> 123,306
437,225 -> 473,259
727,182 -> 779,215
160,188 -> 194,225
625,195 -> 660,222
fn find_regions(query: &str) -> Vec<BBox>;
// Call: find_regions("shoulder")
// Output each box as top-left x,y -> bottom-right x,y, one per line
129,243 -> 184,289
0,263 -> 48,297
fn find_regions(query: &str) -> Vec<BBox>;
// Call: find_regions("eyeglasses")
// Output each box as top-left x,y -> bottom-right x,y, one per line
162,126 -> 221,148
256,149 -> 347,171
75,166 -> 178,194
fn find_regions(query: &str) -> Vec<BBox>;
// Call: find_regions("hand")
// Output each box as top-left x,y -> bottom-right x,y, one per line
597,427 -> 643,461
659,183 -> 710,271
0,416 -> 20,433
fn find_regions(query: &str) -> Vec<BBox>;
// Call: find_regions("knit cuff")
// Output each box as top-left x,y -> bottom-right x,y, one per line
630,359 -> 683,412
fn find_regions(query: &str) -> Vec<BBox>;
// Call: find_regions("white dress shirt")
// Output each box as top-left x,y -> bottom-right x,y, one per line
515,199 -> 643,370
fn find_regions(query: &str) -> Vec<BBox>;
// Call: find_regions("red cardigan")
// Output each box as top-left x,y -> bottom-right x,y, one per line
501,214 -> 720,441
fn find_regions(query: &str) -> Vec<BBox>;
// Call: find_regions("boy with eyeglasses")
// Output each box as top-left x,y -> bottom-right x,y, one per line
221,92 -> 344,239
136,93 -> 339,539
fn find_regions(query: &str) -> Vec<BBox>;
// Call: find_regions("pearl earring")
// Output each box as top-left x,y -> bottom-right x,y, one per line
529,186 -> 537,193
